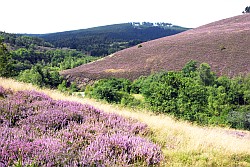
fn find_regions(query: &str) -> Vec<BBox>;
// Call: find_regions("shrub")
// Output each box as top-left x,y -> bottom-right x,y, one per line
87,78 -> 132,103
120,92 -> 141,107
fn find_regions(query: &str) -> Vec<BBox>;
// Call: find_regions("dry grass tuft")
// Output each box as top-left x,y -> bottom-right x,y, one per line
104,69 -> 126,73
1,77 -> 250,166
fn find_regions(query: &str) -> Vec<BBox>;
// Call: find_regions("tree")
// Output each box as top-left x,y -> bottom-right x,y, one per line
140,71 -> 182,113
58,80 -> 67,92
0,37 -> 14,77
182,60 -> 198,77
18,66 -> 44,87
69,82 -> 78,93
198,63 -> 215,86
243,6 -> 250,13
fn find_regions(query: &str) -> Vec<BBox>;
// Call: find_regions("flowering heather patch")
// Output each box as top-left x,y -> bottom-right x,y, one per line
81,134 -> 163,166
0,86 -> 163,166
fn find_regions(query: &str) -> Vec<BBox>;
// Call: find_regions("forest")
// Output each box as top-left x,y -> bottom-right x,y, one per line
0,32 -> 98,91
34,23 -> 188,56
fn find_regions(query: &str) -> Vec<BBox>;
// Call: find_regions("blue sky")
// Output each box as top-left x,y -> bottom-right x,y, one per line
1,0 -> 249,34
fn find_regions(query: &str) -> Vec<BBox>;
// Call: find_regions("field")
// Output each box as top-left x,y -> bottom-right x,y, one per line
1,77 -> 250,166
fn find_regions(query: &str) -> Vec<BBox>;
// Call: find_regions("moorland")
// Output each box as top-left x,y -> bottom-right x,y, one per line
0,14 -> 250,166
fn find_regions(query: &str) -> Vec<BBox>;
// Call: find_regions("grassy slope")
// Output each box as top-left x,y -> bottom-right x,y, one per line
1,77 -> 250,166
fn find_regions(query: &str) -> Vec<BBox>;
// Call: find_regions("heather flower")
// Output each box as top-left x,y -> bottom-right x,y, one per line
0,87 -> 163,166
0,128 -> 66,166
81,134 -> 163,166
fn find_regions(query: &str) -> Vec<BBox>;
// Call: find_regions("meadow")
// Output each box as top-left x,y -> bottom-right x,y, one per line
1,77 -> 250,166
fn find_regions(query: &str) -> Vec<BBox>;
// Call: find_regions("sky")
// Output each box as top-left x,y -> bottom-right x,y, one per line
1,0 -> 249,34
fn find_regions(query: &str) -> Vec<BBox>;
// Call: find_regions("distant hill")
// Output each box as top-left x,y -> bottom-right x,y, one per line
61,14 -> 250,84
34,22 -> 189,56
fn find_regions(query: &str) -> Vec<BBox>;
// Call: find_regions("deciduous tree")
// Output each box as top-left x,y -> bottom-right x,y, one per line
0,37 -> 14,77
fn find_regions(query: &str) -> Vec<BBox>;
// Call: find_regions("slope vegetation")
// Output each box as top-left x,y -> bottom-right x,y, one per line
1,78 -> 250,166
0,85 -> 162,166
61,14 -> 250,83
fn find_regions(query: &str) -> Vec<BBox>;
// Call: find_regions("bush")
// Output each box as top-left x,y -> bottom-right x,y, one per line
87,78 -> 132,103
18,64 -> 63,88
120,92 -> 141,107
92,85 -> 123,103
130,76 -> 146,94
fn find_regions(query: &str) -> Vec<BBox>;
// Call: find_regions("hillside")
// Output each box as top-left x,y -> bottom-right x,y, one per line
35,22 -> 188,56
61,14 -> 250,83
1,78 -> 250,166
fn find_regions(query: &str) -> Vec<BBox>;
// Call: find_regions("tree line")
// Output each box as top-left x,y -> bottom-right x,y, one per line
243,6 -> 250,13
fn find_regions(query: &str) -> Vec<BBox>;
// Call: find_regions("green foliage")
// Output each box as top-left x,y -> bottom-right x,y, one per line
0,37 -> 14,77
177,78 -> 208,122
228,110 -> 250,129
130,76 -> 146,94
138,63 -> 250,129
58,80 -> 68,92
0,31 -> 99,92
0,31 -> 53,48
120,93 -> 141,107
86,61 -> 250,130
198,63 -> 215,86
85,78 -> 132,103
1,32 -> 98,78
69,82 -> 78,93
182,60 -> 198,77
141,71 -> 183,113
18,64 -> 63,88
11,48 -> 97,74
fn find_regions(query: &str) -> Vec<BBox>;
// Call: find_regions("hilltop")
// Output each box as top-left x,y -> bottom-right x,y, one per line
33,22 -> 188,56
61,14 -> 250,83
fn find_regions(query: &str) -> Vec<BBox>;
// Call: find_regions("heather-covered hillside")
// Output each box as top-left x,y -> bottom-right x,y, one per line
61,14 -> 250,83
1,78 -> 250,166
0,86 -> 162,166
